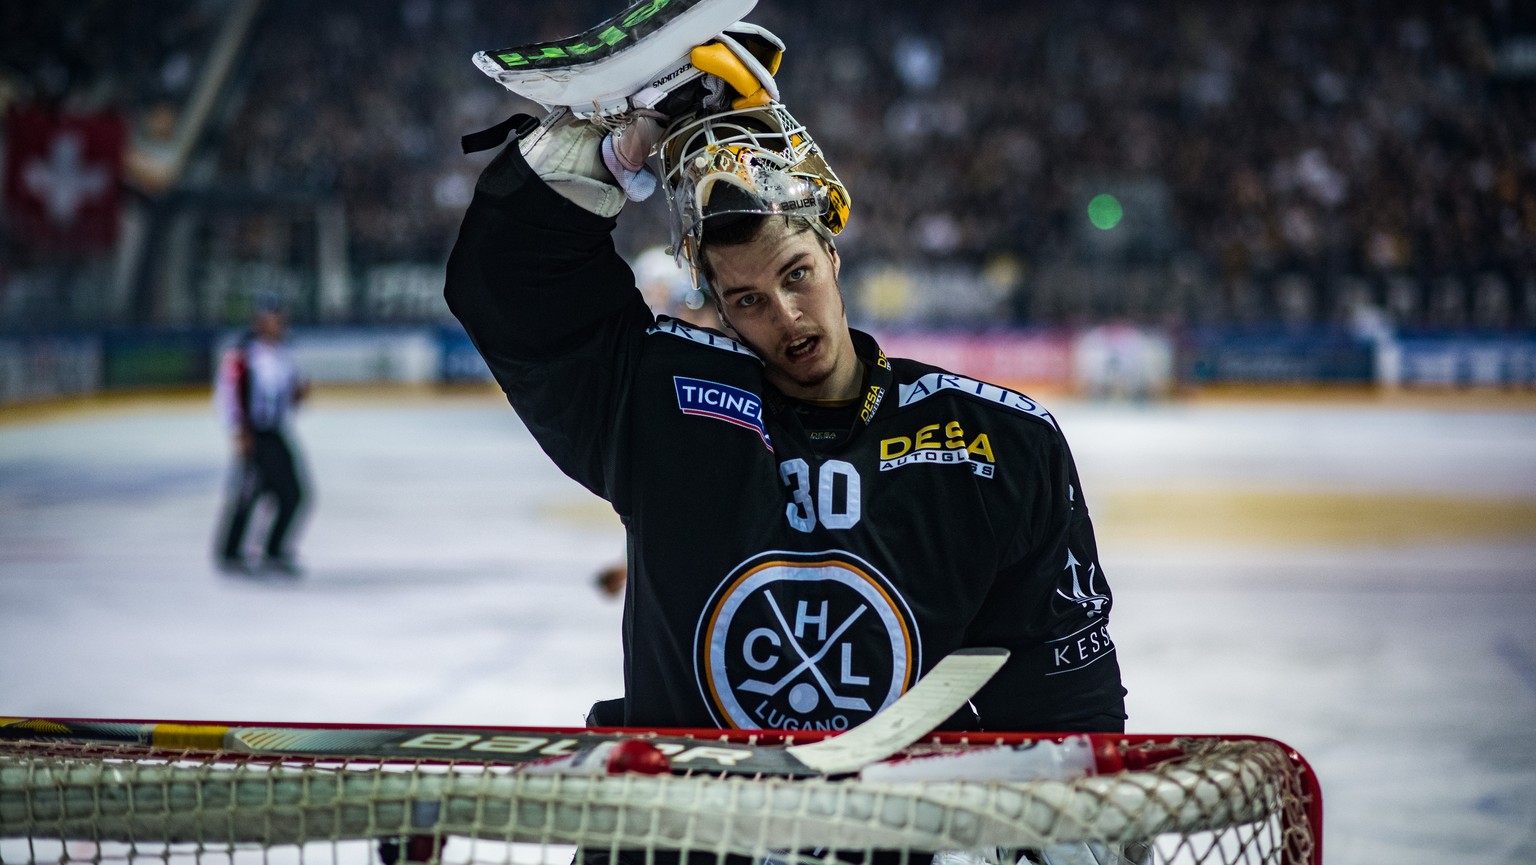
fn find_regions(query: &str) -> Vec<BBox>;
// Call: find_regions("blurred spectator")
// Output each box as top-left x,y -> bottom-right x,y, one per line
125,100 -> 180,195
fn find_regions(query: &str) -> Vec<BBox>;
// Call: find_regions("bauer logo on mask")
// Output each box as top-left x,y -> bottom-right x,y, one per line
695,551 -> 920,731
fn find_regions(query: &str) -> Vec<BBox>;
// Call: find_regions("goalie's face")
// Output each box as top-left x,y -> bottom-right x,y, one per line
705,219 -> 858,402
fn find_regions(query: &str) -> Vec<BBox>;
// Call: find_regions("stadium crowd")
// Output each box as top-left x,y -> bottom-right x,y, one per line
4,0 -> 1534,331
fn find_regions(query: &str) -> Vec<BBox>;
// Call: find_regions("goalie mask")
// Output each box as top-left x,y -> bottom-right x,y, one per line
659,103 -> 850,268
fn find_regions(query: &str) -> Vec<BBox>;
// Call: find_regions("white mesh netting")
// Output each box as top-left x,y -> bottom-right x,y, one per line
0,735 -> 1318,865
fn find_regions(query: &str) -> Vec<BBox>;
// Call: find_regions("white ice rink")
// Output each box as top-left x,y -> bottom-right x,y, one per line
2,387 -> 1534,863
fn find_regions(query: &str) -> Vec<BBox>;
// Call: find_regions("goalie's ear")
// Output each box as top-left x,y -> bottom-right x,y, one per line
691,22 -> 785,110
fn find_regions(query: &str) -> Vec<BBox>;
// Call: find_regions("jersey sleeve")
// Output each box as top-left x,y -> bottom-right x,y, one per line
444,139 -> 653,505
964,426 -> 1127,732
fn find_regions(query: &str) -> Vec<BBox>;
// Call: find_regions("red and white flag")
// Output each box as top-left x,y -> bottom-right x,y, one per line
4,105 -> 126,254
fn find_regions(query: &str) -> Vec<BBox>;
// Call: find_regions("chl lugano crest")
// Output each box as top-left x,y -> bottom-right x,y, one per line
694,550 -> 921,731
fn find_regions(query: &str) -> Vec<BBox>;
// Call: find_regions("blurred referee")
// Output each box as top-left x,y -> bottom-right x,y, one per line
213,294 -> 310,576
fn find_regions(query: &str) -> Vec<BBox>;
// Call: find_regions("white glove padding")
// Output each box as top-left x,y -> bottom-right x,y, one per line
519,109 -> 628,218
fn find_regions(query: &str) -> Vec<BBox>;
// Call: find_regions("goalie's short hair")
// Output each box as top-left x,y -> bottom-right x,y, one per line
694,213 -> 836,296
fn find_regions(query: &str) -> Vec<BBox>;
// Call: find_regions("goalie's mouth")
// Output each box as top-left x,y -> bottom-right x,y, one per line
785,335 -> 819,361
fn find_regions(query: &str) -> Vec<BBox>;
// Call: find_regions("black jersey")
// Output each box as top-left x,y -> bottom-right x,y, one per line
446,143 -> 1126,733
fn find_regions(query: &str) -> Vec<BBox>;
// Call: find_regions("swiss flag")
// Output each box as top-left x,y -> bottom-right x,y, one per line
4,105 -> 126,254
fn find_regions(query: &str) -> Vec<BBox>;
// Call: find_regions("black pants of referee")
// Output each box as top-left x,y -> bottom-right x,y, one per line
218,429 -> 305,565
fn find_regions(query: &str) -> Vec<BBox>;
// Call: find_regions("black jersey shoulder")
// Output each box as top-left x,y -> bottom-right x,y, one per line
644,316 -> 760,361
886,356 -> 1060,433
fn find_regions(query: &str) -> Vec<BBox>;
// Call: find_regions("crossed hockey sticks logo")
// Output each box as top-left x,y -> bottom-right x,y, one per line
736,589 -> 873,713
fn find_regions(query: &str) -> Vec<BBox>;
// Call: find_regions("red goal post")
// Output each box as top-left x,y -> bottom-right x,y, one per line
0,720 -> 1321,865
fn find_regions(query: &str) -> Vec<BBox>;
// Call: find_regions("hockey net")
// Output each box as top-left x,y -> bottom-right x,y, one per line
0,725 -> 1320,865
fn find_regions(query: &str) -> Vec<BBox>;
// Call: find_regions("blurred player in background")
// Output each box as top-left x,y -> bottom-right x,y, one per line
213,295 -> 311,577
1073,319 -> 1175,402
634,245 -> 720,330
447,4 -> 1124,735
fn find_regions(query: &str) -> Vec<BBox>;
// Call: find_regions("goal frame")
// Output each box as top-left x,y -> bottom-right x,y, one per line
1,718 -> 1323,865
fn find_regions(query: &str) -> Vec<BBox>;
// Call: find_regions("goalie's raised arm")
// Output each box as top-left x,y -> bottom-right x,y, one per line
445,4 -> 792,503
446,0 -> 796,364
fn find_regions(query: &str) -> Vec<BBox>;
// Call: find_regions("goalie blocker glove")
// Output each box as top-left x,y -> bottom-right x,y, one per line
471,0 -> 781,119
464,0 -> 785,207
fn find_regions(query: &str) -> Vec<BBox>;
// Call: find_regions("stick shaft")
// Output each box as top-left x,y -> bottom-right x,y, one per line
0,648 -> 1009,777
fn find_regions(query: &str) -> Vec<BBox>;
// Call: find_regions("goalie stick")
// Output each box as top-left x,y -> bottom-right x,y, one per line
0,648 -> 1006,778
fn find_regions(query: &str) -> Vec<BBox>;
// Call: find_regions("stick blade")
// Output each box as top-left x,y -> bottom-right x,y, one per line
784,647 -> 1009,775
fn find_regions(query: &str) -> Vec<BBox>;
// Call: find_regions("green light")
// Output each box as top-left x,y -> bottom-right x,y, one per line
1088,194 -> 1123,230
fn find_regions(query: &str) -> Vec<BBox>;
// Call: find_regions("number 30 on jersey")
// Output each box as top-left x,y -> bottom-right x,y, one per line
779,458 -> 861,532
